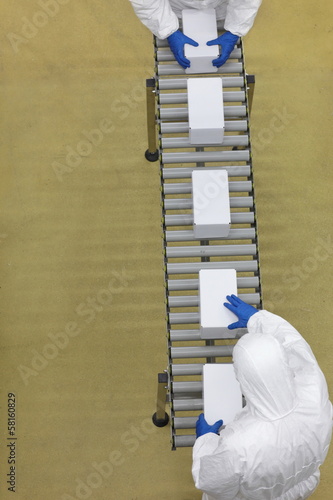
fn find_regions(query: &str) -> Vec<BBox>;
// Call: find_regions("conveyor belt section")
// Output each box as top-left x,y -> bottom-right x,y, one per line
154,35 -> 262,449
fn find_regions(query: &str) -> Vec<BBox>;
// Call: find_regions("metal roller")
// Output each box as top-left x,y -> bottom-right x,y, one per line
164,212 -> 254,225
162,150 -> 250,165
164,196 -> 253,210
169,312 -> 200,324
171,345 -> 234,359
159,90 -> 245,104
159,105 -> 246,120
167,276 -> 260,292
157,62 -> 243,75
171,363 -> 204,376
173,417 -> 198,429
158,76 -> 245,90
172,381 -> 203,393
168,293 -> 260,308
160,120 -> 248,134
154,37 -> 170,48
173,435 -> 196,448
169,296 -> 200,308
170,330 -> 202,341
169,329 -> 240,342
161,135 -> 249,149
166,243 -> 256,259
166,260 -> 258,275
165,212 -> 254,225
163,180 -> 252,195
162,165 -> 251,179
172,399 -> 203,411
165,228 -> 255,242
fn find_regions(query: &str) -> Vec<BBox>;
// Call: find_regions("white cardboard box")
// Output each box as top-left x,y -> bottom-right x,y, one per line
203,363 -> 243,426
192,169 -> 230,239
187,78 -> 224,145
199,269 -> 238,339
182,9 -> 218,74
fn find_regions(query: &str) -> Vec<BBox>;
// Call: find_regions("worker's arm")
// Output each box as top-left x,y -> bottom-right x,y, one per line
224,0 -> 263,37
129,0 -> 179,39
192,433 -> 241,499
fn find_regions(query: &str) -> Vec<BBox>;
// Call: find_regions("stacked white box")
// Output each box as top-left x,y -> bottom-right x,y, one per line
192,169 -> 230,239
199,269 -> 238,339
187,78 -> 224,145
182,9 -> 218,74
203,364 -> 243,426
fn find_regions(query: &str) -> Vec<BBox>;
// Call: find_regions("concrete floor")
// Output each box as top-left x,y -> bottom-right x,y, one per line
0,1 -> 332,499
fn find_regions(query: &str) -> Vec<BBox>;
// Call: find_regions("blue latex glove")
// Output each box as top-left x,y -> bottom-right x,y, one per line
224,294 -> 258,329
207,31 -> 239,68
196,413 -> 223,438
167,30 -> 199,69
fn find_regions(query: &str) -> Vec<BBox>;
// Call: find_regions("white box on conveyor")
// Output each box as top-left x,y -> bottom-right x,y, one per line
182,9 -> 218,74
192,169 -> 230,239
187,78 -> 224,145
199,269 -> 238,339
203,363 -> 243,426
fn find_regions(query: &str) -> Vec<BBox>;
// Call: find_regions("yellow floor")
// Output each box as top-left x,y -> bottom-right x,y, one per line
1,1 -> 332,499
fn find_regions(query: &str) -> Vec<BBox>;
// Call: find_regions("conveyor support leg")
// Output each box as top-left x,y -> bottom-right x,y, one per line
145,78 -> 159,162
152,372 -> 170,427
246,74 -> 255,115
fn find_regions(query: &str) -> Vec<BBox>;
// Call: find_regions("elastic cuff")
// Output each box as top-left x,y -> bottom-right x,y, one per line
157,20 -> 179,40
247,310 -> 263,331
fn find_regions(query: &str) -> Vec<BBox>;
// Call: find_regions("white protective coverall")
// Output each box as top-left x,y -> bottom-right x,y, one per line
129,0 -> 262,39
192,310 -> 332,500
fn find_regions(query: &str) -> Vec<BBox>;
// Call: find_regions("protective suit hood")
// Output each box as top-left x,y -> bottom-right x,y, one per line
233,333 -> 298,421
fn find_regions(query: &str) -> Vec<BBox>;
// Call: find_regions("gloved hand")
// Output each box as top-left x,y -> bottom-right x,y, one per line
196,413 -> 223,438
224,294 -> 258,329
207,31 -> 239,68
167,30 -> 199,69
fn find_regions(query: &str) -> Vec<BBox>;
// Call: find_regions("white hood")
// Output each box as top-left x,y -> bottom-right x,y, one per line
233,333 -> 298,421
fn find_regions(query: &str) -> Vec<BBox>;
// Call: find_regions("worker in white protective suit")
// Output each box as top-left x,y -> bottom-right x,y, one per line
129,0 -> 262,68
193,295 -> 332,500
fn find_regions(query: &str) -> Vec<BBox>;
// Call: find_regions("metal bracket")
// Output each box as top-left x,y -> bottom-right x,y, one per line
246,74 -> 255,116
145,78 -> 159,162
152,371 -> 170,427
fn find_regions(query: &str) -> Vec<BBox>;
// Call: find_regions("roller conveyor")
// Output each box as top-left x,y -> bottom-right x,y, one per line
147,32 -> 262,449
